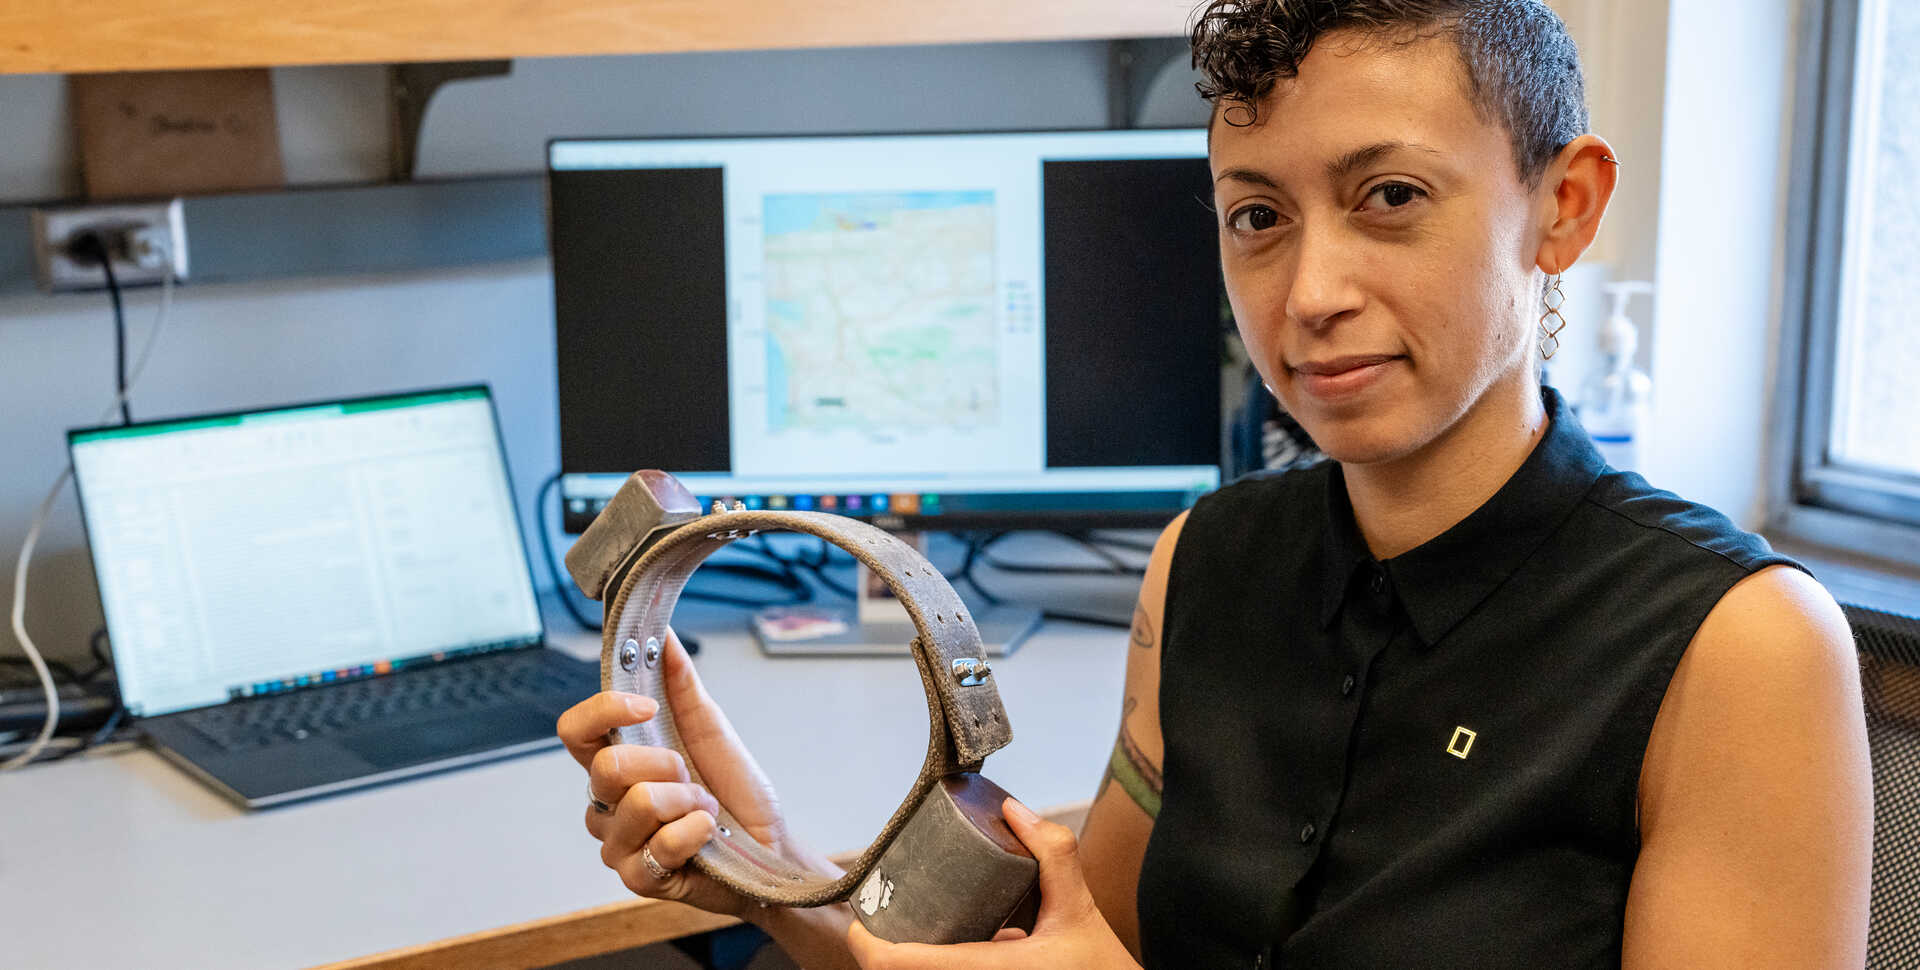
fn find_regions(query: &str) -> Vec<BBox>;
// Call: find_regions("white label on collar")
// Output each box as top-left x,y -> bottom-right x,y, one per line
858,870 -> 896,915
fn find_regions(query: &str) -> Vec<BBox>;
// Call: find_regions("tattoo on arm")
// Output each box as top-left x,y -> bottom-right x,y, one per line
1130,601 -> 1154,650
1101,601 -> 1162,814
1103,697 -> 1163,818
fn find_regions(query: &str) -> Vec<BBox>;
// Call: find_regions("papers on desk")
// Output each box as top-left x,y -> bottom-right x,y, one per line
752,606 -> 852,642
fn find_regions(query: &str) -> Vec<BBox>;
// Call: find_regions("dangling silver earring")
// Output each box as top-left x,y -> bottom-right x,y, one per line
1539,274 -> 1568,360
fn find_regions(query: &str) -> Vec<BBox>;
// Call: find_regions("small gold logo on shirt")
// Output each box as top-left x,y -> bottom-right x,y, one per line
1447,726 -> 1477,759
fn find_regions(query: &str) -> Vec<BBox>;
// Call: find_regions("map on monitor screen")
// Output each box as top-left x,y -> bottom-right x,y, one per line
762,190 -> 1001,436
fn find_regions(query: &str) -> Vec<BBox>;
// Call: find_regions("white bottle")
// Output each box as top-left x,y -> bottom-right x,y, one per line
1578,281 -> 1654,471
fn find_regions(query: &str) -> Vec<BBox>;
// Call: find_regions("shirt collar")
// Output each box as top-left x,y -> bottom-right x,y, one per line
1317,386 -> 1609,646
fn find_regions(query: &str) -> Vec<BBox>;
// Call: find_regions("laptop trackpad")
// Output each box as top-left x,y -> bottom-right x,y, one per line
338,705 -> 555,770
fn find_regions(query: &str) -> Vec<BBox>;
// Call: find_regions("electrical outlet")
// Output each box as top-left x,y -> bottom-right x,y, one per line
30,199 -> 189,293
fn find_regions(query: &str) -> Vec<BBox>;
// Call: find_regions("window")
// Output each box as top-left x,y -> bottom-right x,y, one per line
1776,0 -> 1920,560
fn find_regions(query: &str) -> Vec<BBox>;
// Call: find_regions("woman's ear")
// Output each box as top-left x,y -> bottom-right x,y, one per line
1534,135 -> 1619,274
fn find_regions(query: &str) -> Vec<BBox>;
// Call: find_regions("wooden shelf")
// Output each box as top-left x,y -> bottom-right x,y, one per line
0,0 -> 1191,75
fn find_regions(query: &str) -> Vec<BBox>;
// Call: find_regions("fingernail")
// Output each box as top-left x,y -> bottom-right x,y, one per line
1004,798 -> 1038,825
626,695 -> 656,718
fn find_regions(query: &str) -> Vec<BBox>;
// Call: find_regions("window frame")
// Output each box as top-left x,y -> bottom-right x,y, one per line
1770,0 -> 1920,568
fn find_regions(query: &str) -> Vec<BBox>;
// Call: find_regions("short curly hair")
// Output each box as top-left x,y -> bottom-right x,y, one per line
1190,0 -> 1589,186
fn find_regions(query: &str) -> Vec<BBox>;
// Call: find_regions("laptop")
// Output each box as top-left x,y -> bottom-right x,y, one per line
68,385 -> 599,809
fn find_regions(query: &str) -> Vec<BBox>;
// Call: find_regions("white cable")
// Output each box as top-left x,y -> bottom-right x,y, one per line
1,468 -> 71,771
0,250 -> 174,772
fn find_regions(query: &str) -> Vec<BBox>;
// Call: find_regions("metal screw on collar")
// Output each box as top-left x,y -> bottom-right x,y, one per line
644,636 -> 662,668
620,638 -> 640,671
952,658 -> 992,687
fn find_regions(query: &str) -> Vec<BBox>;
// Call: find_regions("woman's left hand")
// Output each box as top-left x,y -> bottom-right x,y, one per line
845,797 -> 1141,970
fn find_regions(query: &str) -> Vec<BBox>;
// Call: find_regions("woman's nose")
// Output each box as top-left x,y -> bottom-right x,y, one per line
1283,222 -> 1364,332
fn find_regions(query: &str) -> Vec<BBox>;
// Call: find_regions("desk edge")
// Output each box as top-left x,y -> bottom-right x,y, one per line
311,800 -> 1092,970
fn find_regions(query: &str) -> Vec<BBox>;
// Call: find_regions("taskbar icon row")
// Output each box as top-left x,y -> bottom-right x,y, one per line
568,491 -> 942,519
227,639 -> 526,700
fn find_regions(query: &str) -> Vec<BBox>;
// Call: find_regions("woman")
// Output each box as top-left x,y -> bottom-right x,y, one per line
557,2 -> 1873,966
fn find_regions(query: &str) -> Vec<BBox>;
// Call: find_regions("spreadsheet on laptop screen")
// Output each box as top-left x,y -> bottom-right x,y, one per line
69,388 -> 544,717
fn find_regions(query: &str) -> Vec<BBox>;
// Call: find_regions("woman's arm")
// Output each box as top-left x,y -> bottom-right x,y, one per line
1077,511 -> 1186,961
1623,565 -> 1872,968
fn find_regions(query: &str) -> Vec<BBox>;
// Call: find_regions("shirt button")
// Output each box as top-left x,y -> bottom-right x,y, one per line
1341,674 -> 1356,697
1369,569 -> 1387,595
1299,822 -> 1317,844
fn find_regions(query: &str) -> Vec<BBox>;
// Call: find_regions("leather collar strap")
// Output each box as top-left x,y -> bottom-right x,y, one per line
592,504 -> 1014,908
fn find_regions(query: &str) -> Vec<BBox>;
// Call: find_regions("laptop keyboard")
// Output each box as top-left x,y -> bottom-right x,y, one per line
180,651 -> 581,752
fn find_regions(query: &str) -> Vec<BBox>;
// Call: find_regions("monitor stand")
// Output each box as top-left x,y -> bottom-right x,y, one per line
751,531 -> 1042,657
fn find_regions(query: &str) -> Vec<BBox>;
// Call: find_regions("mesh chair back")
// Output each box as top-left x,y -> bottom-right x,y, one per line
1850,603 -> 1920,969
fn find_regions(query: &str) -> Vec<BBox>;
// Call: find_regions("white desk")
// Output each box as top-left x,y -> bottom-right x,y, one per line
0,599 -> 1129,969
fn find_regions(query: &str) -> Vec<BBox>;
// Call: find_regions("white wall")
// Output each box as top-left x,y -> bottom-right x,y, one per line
1549,0 -> 1670,292
1547,0 -> 1805,528
1644,0 -> 1803,525
0,41 -> 1150,669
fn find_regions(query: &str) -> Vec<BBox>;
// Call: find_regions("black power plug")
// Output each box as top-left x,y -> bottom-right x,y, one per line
66,227 -> 114,267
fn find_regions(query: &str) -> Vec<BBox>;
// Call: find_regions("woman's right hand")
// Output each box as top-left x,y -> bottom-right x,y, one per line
556,627 -> 799,917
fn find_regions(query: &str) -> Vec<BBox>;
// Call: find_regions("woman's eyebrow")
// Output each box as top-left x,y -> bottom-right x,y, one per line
1213,166 -> 1281,189
1214,141 -> 1445,190
1324,140 -> 1446,183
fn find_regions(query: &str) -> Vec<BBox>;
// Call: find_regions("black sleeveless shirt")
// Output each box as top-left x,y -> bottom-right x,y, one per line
1137,387 -> 1802,969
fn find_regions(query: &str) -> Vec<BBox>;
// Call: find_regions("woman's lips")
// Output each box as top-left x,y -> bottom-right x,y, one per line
1292,355 -> 1403,400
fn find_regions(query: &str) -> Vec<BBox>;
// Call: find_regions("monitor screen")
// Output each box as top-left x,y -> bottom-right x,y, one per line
68,387 -> 545,717
548,129 -> 1223,533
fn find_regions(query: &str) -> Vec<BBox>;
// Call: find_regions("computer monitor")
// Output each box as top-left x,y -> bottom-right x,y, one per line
547,128 -> 1224,534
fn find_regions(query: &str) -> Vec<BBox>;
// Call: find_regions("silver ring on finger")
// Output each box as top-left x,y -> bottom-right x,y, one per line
588,783 -> 615,815
641,843 -> 677,881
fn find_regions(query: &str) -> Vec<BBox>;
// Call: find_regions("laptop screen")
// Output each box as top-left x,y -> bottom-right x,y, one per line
69,387 -> 545,717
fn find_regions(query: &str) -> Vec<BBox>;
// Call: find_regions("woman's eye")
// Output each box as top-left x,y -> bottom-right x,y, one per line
1228,205 -> 1281,232
1362,182 -> 1426,211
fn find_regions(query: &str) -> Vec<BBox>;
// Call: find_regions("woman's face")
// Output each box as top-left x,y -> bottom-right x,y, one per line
1210,31 -> 1551,466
